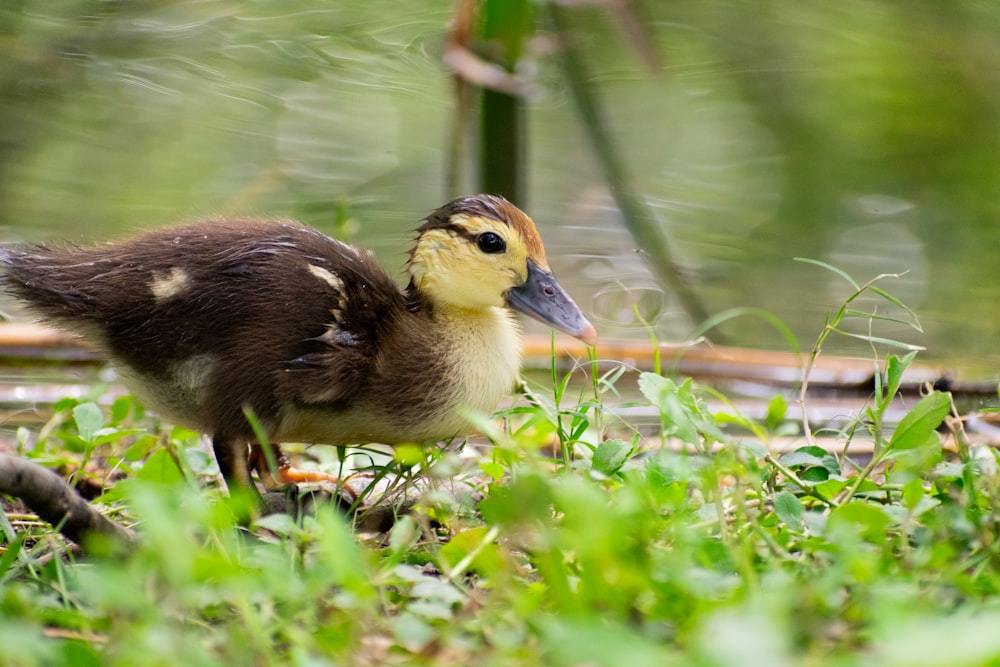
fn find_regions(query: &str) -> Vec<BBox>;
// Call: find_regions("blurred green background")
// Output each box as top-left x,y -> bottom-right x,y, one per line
2,1 -> 999,375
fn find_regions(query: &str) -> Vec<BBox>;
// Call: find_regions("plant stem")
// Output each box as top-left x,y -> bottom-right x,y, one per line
545,2 -> 711,327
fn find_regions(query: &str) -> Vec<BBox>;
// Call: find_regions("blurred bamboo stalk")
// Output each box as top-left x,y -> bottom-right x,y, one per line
445,0 -> 532,205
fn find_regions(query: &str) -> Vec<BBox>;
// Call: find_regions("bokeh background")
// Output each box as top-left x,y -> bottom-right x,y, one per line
2,1 -> 999,377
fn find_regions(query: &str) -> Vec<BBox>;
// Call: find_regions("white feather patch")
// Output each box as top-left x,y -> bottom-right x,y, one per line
149,267 -> 191,302
307,264 -> 344,291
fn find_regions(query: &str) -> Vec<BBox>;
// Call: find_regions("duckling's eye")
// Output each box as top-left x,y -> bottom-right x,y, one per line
477,232 -> 506,254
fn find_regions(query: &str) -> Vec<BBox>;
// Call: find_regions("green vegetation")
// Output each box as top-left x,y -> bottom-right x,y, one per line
3,272 -> 1000,666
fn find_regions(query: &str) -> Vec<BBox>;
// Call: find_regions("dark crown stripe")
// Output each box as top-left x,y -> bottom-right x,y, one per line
418,195 -> 511,232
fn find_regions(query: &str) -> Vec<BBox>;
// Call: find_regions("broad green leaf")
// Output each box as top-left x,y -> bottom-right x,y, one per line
902,477 -> 925,511
110,395 -> 133,425
790,445 -> 830,459
479,461 -> 505,481
93,428 -> 145,447
254,512 -> 300,536
737,440 -> 768,458
765,394 -> 787,432
124,436 -> 158,462
592,439 -> 634,476
814,477 -> 847,500
773,491 -> 805,530
388,515 -> 420,556
637,372 -> 674,409
888,391 -> 950,451
392,612 -> 433,653
394,444 -> 424,467
136,447 -> 184,484
800,467 -> 829,482
184,448 -> 215,475
779,451 -> 827,469
828,501 -> 891,540
72,402 -> 105,442
439,526 -> 501,576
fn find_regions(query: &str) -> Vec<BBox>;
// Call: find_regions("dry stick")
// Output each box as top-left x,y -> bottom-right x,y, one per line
0,453 -> 135,548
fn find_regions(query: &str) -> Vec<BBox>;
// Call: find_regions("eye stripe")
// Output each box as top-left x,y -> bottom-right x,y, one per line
443,216 -> 505,249
447,225 -> 479,244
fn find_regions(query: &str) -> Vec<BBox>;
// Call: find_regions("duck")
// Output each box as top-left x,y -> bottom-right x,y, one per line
0,195 -> 597,512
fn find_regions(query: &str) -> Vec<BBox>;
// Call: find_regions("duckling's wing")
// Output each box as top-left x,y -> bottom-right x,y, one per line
269,230 -> 408,408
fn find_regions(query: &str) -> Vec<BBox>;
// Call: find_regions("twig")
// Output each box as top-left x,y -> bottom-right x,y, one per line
0,453 -> 135,548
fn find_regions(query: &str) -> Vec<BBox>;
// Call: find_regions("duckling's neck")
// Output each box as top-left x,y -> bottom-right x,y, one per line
403,278 -> 522,417
428,302 -> 523,418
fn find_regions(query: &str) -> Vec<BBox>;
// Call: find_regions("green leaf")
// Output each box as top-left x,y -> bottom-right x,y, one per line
902,478 -> 925,511
72,402 -> 105,442
800,467 -> 830,482
388,515 -> 420,556
828,501 -> 891,540
110,395 -> 133,425
832,330 -> 925,351
439,526 -> 501,576
773,491 -> 805,530
479,461 -> 505,481
0,533 -> 25,578
124,436 -> 158,462
592,439 -> 634,476
93,428 -> 145,447
886,352 -> 917,402
888,391 -> 950,451
136,448 -> 184,484
814,477 -> 847,500
765,394 -> 787,432
637,372 -> 674,409
779,446 -> 840,475
639,373 -> 725,446
254,512 -> 300,536
779,451 -> 827,469
873,360 -> 884,407
794,257 -> 860,290
394,444 -> 425,467
392,612 -> 434,653
867,284 -> 901,306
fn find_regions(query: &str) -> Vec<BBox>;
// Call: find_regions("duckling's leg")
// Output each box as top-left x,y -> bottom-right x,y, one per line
247,443 -> 285,490
212,435 -> 266,515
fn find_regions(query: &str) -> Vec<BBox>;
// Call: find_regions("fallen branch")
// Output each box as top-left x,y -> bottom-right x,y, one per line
0,453 -> 136,548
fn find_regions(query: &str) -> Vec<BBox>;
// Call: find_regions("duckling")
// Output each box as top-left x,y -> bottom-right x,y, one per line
1,195 -> 596,510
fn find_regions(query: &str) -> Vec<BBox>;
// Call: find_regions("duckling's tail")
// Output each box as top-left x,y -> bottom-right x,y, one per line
0,245 -> 101,321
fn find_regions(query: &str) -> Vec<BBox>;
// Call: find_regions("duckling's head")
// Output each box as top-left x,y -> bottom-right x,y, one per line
408,195 -> 597,345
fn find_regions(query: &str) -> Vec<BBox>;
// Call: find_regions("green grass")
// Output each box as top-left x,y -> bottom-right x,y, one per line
3,272 -> 1000,666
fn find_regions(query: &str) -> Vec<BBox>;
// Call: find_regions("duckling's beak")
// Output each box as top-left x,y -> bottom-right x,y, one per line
507,260 -> 598,346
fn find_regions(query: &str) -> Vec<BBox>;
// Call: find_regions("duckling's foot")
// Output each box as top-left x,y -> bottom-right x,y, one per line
276,466 -> 341,486
248,443 -> 341,490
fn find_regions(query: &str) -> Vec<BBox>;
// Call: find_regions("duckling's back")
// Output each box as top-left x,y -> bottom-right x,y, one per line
0,220 -> 409,436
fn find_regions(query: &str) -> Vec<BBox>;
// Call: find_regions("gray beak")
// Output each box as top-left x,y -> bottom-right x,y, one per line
506,260 -> 597,346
